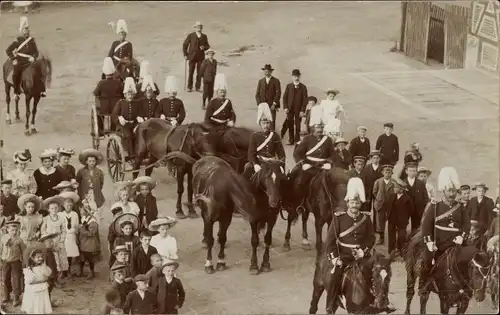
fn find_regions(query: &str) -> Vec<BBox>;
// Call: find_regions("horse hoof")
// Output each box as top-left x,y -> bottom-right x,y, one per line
282,243 -> 291,251
205,265 -> 215,274
24,129 -> 31,136
30,128 -> 38,134
308,307 -> 318,314
249,267 -> 260,275
15,117 -> 21,123
216,262 -> 226,271
176,212 -> 187,220
188,211 -> 199,219
6,119 -> 11,125
260,263 -> 271,273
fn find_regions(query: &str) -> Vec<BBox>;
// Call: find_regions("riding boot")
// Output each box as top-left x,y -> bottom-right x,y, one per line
12,67 -> 22,96
376,232 -> 385,245
242,163 -> 254,179
418,261 -> 432,294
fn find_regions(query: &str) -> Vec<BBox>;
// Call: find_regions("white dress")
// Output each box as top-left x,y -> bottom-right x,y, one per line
42,214 -> 68,272
150,234 -> 178,261
21,265 -> 52,314
61,211 -> 80,258
6,168 -> 37,197
320,99 -> 344,136
111,201 -> 140,216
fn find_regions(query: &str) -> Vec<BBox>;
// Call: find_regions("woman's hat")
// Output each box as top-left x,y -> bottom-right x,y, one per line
261,64 -> 274,71
148,217 -> 177,232
53,180 -> 74,191
17,193 -> 42,212
112,245 -> 129,255
59,191 -> 80,203
57,147 -> 75,157
417,166 -> 432,176
39,149 -> 58,160
161,259 -> 179,271
133,176 -> 156,190
42,195 -> 64,209
326,88 -> 340,95
13,149 -> 31,164
393,178 -> 408,191
113,213 -> 139,236
39,232 -> 59,242
205,48 -> 215,55
472,182 -> 489,191
78,148 -> 104,165
334,137 -> 348,145
23,242 -> 46,266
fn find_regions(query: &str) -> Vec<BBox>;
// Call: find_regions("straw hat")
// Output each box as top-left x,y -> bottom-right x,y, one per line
112,213 -> 139,236
59,191 -> 80,203
23,242 -> 46,266
133,176 -> 156,190
148,217 -> 177,232
78,148 -> 104,165
39,149 -> 58,160
334,137 -> 348,145
112,245 -> 129,255
161,259 -> 179,271
39,232 -> 59,243
42,195 -> 64,210
472,182 -> 489,191
417,166 -> 432,176
53,181 -> 74,191
17,193 -> 41,212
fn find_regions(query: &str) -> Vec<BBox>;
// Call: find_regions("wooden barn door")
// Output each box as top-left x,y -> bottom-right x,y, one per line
444,4 -> 469,69
427,4 -> 445,63
404,2 -> 431,63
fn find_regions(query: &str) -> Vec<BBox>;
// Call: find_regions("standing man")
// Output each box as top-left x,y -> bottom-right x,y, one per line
375,123 -> 399,166
255,64 -> 281,131
200,49 -> 217,109
182,21 -> 210,93
282,69 -> 308,145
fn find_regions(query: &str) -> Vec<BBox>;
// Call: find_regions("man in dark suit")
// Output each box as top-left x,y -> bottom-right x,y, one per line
255,64 -> 281,131
375,123 -> 399,166
386,178 -> 413,256
182,21 -> 210,92
282,69 -> 308,145
469,182 -> 495,235
361,150 -> 383,212
403,162 -> 429,232
349,126 -> 371,161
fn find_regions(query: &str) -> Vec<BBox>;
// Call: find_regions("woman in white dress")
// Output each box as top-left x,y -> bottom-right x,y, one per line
149,217 -> 178,261
320,89 -> 345,140
59,191 -> 80,277
6,150 -> 37,197
22,248 -> 52,314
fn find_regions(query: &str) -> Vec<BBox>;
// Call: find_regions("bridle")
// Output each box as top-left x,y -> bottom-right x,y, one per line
446,251 -> 491,298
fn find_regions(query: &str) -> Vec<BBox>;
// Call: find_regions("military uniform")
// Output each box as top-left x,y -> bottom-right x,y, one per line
204,97 -> 236,128
93,76 -> 123,133
156,97 -> 186,126
6,35 -> 40,94
108,40 -> 133,67
244,131 -> 286,178
135,82 -> 160,100
112,99 -> 140,155
139,98 -> 159,121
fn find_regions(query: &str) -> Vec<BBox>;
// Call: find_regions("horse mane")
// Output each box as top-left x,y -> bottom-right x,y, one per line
224,126 -> 256,150
22,54 -> 52,91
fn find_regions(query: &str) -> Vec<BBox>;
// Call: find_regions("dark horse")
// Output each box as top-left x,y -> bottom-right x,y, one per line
309,248 -> 397,314
2,55 -> 52,134
133,118 -> 216,218
283,167 -> 348,254
192,156 -> 257,273
403,231 -> 491,314
212,126 -> 254,173
101,58 -> 140,83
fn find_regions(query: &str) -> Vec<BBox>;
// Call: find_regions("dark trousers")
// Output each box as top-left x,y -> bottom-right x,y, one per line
188,59 -> 202,90
119,124 -> 136,155
202,81 -> 214,108
387,222 -> 406,253
281,110 -> 301,143
96,108 -> 116,135
1,260 -> 22,300
12,64 -> 28,94
79,251 -> 95,271
270,108 -> 277,132
410,208 -> 423,232
420,248 -> 446,291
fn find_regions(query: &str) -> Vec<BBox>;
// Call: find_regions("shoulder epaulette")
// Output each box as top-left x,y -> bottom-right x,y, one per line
334,211 -> 346,216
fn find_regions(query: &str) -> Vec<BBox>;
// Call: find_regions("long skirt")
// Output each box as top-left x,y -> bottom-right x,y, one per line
21,283 -> 52,314
65,232 -> 80,258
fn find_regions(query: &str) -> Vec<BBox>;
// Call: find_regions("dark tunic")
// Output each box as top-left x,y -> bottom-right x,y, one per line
204,97 -> 236,127
108,40 -> 133,65
293,135 -> 335,165
111,235 -> 140,267
157,277 -> 186,314
111,280 -> 135,308
33,168 -> 62,200
56,164 -> 76,182
361,163 -> 383,203
6,36 -> 39,65
146,266 -> 163,294
386,192 -> 414,227
123,290 -> 157,315
131,245 -> 158,277
134,194 -> 158,226
112,99 -> 140,138
156,97 -> 186,124
93,78 -> 123,115
469,196 -> 495,234
138,98 -> 159,120
348,136 -> 371,160
247,131 -> 286,165
0,193 -> 19,219
200,59 -> 217,82
375,133 -> 399,165
332,149 -> 352,170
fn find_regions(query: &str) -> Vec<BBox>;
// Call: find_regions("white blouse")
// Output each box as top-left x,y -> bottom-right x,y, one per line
6,168 -> 37,196
111,201 -> 140,216
150,234 -> 178,260
320,99 -> 344,134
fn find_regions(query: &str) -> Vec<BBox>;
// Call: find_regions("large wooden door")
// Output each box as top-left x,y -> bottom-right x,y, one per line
427,4 -> 445,63
404,2 -> 431,63
444,4 -> 469,69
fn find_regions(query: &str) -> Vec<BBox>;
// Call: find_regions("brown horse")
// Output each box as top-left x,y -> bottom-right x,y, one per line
133,118 -> 217,218
403,231 -> 490,314
2,55 -> 52,134
212,126 -> 255,173
309,249 -> 397,314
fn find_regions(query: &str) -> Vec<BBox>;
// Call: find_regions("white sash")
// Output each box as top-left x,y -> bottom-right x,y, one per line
113,55 -> 121,62
17,36 -> 32,51
213,99 -> 229,116
306,136 -> 327,156
256,132 -> 274,152
114,41 -> 129,53
16,52 -> 32,58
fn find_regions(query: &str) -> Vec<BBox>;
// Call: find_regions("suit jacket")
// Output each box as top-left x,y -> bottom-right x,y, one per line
386,192 -> 414,227
123,290 -> 157,314
282,82 -> 308,113
373,177 -> 394,211
200,58 -> 217,82
348,136 -> 371,159
332,149 -> 352,170
361,163 -> 383,202
131,245 -> 158,276
469,196 -> 495,233
255,76 -> 281,108
182,32 -> 210,61
157,277 -> 186,314
405,178 -> 429,215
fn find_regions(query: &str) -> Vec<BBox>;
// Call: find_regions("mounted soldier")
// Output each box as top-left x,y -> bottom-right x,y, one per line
204,73 -> 236,135
243,102 -> 286,179
289,104 -> 335,207
419,166 -> 470,293
137,75 -> 159,122
156,76 -> 186,127
6,16 -> 45,101
108,19 -> 138,81
112,77 -> 140,157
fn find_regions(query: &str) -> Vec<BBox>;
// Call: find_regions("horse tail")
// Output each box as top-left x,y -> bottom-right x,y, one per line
2,59 -> 12,85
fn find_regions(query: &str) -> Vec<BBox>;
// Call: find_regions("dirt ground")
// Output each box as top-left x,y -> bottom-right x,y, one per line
0,1 -> 498,314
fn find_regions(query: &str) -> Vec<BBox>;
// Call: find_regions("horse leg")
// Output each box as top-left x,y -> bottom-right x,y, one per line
14,88 -> 20,122
132,150 -> 148,180
24,96 -> 31,135
30,95 -> 40,133
5,84 -> 11,124
261,213 -> 278,272
175,168 -> 187,219
314,218 -> 325,258
455,298 -> 469,314
438,295 -> 450,314
249,221 -> 260,275
200,203 -> 215,274
419,291 -> 430,315
144,156 -> 156,177
283,211 -> 297,251
309,268 -> 325,314
216,216 -> 232,271
302,209 -> 312,248
186,167 -> 199,219
405,266 -> 416,314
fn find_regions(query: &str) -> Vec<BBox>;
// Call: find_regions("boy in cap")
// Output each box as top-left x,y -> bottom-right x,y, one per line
346,156 -> 366,179
417,166 -> 435,201
0,220 -> 25,306
375,123 -> 399,166
157,260 -> 185,314
332,137 -> 352,170
372,165 -> 395,244
404,162 -> 429,232
469,182 -> 495,235
156,76 -> 186,127
123,274 -> 157,314
361,150 -> 383,213
182,21 -> 210,92
94,57 -> 123,133
1,180 -> 19,220
349,126 -> 371,160
282,69 -> 308,145
131,230 -> 158,277
110,262 -> 135,308
112,77 -> 140,156
385,179 -> 413,256
200,48 -> 217,109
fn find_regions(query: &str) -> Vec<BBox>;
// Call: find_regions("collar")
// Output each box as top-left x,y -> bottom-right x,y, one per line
383,178 -> 390,184
265,76 -> 272,80
477,196 -> 484,202
142,245 -> 149,252
359,137 -> 365,142
347,209 -> 360,219
293,82 -> 300,86
407,177 -> 415,185
371,163 -> 379,170
355,169 -> 362,174
397,193 -> 403,198
38,167 -> 56,175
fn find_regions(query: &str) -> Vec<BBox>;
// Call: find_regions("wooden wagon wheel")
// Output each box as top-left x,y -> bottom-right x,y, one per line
106,134 -> 126,183
90,104 -> 100,150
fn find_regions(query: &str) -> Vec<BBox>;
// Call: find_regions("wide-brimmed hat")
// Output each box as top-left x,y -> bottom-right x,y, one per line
193,21 -> 203,28
23,242 -> 46,265
326,88 -> 340,96
78,148 -> 104,165
133,176 -> 156,190
112,245 -> 129,255
291,69 -> 301,76
42,195 -> 64,210
39,149 -> 58,160
59,191 -> 80,203
334,137 -> 348,145
13,149 -> 31,164
161,259 -> 179,271
17,193 -> 42,212
110,262 -> 127,272
57,147 -> 75,156
393,178 -> 408,191
261,64 -> 274,71
113,213 -> 139,236
368,150 -> 382,158
39,232 -> 59,243
205,48 -> 215,55
417,166 -> 432,176
472,182 -> 489,191
148,217 -> 177,232
4,220 -> 20,228
53,180 -> 74,191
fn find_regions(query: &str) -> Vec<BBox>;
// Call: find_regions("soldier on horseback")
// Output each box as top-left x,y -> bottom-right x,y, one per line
6,16 -> 45,100
243,102 -> 286,178
289,104 -> 335,207
204,73 -> 236,132
112,77 -> 140,157
419,166 -> 470,293
108,19 -> 133,67
156,76 -> 186,126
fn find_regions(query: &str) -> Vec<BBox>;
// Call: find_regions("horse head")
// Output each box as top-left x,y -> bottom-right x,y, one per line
468,250 -> 490,302
255,158 -> 287,208
370,249 -> 397,311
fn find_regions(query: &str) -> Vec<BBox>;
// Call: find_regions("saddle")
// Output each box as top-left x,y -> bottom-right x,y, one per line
340,262 -> 370,306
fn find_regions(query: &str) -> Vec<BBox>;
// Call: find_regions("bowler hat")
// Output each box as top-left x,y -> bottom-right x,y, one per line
291,69 -> 301,76
261,64 -> 274,71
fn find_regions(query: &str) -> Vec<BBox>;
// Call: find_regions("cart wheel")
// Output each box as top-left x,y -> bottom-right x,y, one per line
90,105 -> 100,150
107,134 -> 126,183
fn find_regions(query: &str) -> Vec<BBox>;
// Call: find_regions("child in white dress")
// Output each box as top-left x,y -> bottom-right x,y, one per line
41,196 -> 68,280
320,89 -> 345,139
59,191 -> 80,277
22,248 -> 52,314
111,182 -> 140,216
149,217 -> 178,261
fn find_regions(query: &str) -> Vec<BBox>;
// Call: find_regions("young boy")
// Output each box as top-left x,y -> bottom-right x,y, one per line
349,126 -> 371,161
470,182 -> 495,235
1,180 -> 19,220
157,260 -> 185,314
467,221 -> 487,250
404,162 -> 429,232
123,274 -> 157,314
303,96 -> 318,135
102,289 -> 122,315
110,262 -> 135,308
111,218 -> 140,267
132,230 -> 158,276
0,220 -> 25,306
346,156 -> 366,179
79,206 -> 100,279
385,179 -> 413,256
372,164 -> 395,244
417,166 -> 435,201
133,176 -> 158,231
145,253 -> 163,294
375,123 -> 399,166
200,48 -> 217,109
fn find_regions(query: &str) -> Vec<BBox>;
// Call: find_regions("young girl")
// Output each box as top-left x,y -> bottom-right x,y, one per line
320,89 -> 344,139
41,196 -> 68,281
21,248 -> 52,314
56,148 -> 77,182
149,217 -> 178,261
79,206 -> 100,279
133,176 -> 159,230
18,193 -> 43,247
6,149 -> 36,197
76,149 -> 105,220
111,214 -> 140,267
111,182 -> 140,216
59,191 -> 80,277
33,149 -> 63,201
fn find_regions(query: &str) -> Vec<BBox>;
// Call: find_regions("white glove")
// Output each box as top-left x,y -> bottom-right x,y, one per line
253,164 -> 261,173
331,257 -> 342,266
322,163 -> 332,170
118,116 -> 126,126
302,163 -> 312,171
160,114 -> 166,120
12,59 -> 18,66
136,117 -> 144,123
28,56 -> 35,63
453,235 -> 464,245
171,119 -> 178,126
354,248 -> 364,259
426,241 -> 437,252
227,120 -> 234,127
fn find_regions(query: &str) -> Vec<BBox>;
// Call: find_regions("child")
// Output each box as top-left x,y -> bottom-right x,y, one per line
470,182 -> 495,235
108,207 -> 124,262
111,182 -> 140,216
348,126 -> 371,161
157,260 -> 185,314
18,193 -> 43,247
41,196 -> 68,281
111,214 -> 140,267
102,289 -> 122,315
200,48 -> 217,109
132,230 -> 158,277
0,220 -> 25,306
149,217 -> 178,261
59,191 -> 80,278
110,261 -> 135,308
303,96 -> 318,135
372,164 -> 395,245
133,176 -> 158,230
38,232 -> 59,305
467,221 -> 487,250
417,166 -> 435,201
332,137 -> 352,170
1,179 -> 19,220
403,162 -> 429,232
78,205 -> 100,279
346,156 -> 366,179
145,253 -> 163,294
56,148 -> 77,182
21,248 -> 52,314
76,149 -> 106,221
385,179 -> 413,256
123,274 -> 157,314
320,88 -> 344,139
375,123 -> 399,166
